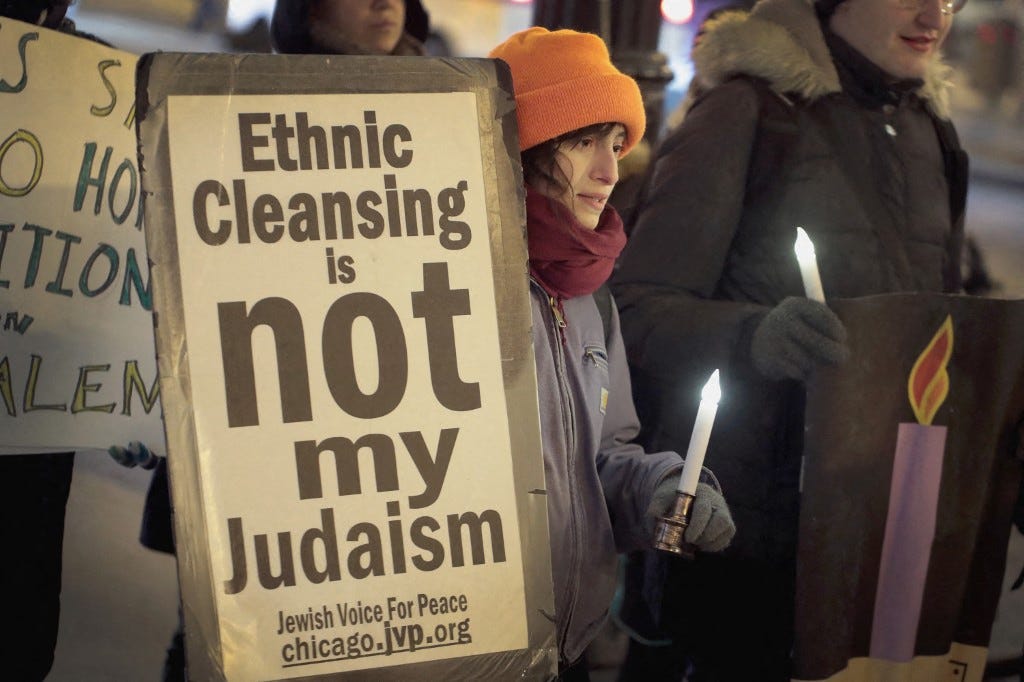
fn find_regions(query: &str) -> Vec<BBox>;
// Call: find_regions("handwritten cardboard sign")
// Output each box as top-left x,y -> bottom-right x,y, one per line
0,19 -> 163,454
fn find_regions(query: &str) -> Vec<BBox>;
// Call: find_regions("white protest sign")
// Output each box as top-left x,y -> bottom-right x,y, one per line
138,54 -> 554,680
0,19 -> 163,453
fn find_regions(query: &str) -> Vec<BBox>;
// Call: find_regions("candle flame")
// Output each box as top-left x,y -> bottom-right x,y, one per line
907,316 -> 953,425
702,369 -> 721,404
794,227 -> 816,262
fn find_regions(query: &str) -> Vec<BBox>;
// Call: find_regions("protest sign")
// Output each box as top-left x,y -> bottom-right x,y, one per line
136,53 -> 555,680
794,293 -> 1024,682
0,18 -> 163,453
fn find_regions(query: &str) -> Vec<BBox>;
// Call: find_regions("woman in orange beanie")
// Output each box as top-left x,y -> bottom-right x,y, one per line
489,27 -> 736,680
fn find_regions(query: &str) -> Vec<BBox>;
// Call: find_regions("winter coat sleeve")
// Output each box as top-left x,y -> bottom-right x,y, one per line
612,79 -> 772,419
936,118 -> 969,294
595,301 -> 683,554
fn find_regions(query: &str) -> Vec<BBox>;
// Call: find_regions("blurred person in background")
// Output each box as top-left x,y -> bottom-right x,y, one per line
489,27 -> 736,680
611,0 -> 968,677
616,5 -> 743,228
270,0 -> 429,55
663,5 -> 746,132
0,4 -> 131,681
0,0 -> 68,25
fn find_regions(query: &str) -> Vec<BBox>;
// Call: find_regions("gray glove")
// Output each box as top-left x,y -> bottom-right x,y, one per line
646,476 -> 736,553
685,481 -> 735,552
750,297 -> 850,381
646,477 -> 679,535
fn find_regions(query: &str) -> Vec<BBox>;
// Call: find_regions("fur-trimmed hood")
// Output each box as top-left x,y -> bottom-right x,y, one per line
691,0 -> 953,118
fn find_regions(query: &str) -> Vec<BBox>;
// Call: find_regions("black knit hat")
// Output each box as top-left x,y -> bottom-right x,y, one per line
271,0 -> 429,54
0,0 -> 69,26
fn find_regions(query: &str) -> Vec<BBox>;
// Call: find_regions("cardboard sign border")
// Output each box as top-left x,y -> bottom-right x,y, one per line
135,52 -> 554,681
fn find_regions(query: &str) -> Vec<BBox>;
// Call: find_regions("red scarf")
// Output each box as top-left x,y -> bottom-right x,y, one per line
526,186 -> 627,301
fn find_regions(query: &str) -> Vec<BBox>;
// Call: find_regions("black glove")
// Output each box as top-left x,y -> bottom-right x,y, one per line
646,476 -> 736,553
750,297 -> 850,381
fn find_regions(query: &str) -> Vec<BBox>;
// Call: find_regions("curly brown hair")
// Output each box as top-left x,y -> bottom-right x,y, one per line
521,122 -> 620,195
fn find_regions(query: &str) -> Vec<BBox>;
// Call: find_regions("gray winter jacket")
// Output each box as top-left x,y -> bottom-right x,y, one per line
529,281 -> 682,664
613,0 -> 966,563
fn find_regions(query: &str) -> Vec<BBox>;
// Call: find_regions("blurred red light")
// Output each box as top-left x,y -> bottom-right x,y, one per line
977,23 -> 998,45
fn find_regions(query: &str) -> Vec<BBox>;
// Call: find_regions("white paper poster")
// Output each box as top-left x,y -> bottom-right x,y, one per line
0,19 -> 164,453
137,50 -> 552,675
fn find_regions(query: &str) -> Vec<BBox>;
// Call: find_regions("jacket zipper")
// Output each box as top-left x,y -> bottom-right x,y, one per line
549,295 -> 567,330
583,346 -> 608,370
534,282 -> 582,656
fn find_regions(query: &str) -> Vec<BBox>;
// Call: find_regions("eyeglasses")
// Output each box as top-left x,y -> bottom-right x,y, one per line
895,0 -> 968,15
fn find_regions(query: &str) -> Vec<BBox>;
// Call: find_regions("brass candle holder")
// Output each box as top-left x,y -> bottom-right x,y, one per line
653,490 -> 697,559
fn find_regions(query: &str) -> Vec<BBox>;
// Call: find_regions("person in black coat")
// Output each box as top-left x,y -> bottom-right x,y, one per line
612,0 -> 968,678
0,7 -> 125,681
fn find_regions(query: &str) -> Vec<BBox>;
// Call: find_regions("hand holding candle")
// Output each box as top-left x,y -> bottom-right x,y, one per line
654,370 -> 722,556
794,227 -> 825,302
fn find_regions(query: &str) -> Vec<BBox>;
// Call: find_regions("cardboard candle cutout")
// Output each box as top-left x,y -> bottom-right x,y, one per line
870,316 -> 952,661
794,294 -> 1024,682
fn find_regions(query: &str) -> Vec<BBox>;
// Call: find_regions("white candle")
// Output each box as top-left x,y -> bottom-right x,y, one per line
794,227 -> 825,302
677,370 -> 721,495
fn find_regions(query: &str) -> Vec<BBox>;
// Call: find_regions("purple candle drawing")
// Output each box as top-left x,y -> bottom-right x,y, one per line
870,315 -> 954,661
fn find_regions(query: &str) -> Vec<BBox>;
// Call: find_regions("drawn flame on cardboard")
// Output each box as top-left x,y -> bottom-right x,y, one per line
907,315 -> 954,425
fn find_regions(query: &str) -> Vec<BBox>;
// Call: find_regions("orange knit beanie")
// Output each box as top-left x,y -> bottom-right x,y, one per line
489,27 -> 646,156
